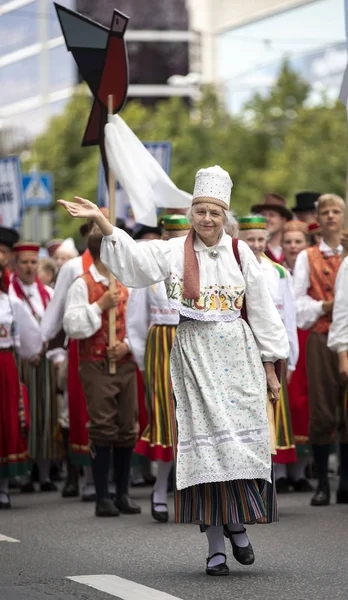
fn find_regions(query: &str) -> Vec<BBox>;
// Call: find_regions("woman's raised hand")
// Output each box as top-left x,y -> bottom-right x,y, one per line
57,196 -> 100,219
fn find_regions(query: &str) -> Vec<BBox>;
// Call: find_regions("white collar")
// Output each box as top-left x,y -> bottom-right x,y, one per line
89,263 -> 110,286
19,279 -> 37,293
319,240 -> 343,255
194,230 -> 230,252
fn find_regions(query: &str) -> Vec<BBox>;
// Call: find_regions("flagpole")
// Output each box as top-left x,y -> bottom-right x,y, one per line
107,94 -> 117,374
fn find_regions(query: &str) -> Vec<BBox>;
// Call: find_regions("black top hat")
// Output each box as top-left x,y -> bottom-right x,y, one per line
292,192 -> 321,213
0,226 -> 19,249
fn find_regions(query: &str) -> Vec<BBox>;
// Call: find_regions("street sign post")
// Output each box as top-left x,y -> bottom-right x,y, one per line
22,171 -> 53,242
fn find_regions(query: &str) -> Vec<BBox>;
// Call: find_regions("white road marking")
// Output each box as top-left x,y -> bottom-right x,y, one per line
0,534 -> 20,543
68,575 -> 184,600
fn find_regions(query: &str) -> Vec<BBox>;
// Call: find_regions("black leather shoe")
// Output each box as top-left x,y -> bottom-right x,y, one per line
95,498 -> 120,517
40,481 -> 58,492
224,526 -> 255,565
293,478 -> 314,493
151,492 -> 168,523
336,486 -> 348,504
20,481 -> 35,494
61,481 -> 79,498
206,553 -> 229,576
276,477 -> 290,494
311,483 -> 330,506
115,494 -> 141,514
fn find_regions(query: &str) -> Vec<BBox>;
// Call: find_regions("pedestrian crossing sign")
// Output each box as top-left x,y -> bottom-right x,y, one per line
22,172 -> 53,207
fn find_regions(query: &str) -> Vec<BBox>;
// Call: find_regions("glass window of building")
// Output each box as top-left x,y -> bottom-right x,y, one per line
0,1 -> 39,56
0,55 -> 40,106
49,44 -> 76,92
217,0 -> 346,114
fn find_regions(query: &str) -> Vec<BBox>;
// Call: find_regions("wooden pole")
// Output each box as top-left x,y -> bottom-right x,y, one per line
108,94 -> 117,374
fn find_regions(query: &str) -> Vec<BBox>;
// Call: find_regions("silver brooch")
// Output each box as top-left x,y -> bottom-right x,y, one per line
208,249 -> 220,260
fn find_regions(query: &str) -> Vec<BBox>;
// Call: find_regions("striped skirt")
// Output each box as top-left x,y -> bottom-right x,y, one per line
273,362 -> 296,464
136,325 -> 176,462
170,393 -> 278,527
20,356 -> 59,461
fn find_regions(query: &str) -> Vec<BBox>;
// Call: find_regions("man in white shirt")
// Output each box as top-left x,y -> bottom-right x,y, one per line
293,194 -> 347,507
9,242 -> 57,492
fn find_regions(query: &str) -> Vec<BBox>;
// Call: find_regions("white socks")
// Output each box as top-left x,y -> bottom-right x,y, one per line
38,459 -> 51,483
288,456 -> 308,482
227,523 -> 249,547
0,478 -> 9,504
153,460 -> 173,512
83,465 -> 96,495
274,463 -> 287,481
205,526 -> 226,567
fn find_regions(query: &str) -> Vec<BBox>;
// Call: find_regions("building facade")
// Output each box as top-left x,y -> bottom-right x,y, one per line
187,0 -> 347,113
0,0 -> 196,142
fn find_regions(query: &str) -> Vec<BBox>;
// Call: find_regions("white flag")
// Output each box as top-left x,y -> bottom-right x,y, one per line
104,115 -> 192,226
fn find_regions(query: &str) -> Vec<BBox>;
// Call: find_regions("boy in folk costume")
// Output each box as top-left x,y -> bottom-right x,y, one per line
127,215 -> 191,522
9,242 -> 58,492
63,226 -> 140,517
293,194 -> 347,506
239,216 -> 298,493
251,194 -> 292,264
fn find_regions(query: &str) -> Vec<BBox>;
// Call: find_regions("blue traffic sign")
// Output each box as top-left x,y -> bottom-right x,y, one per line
22,172 -> 53,207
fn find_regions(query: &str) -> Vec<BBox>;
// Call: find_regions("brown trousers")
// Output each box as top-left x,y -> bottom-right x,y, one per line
79,359 -> 139,447
306,332 -> 348,444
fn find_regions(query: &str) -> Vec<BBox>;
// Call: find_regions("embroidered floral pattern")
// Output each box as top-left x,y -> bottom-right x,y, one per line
165,272 -> 245,314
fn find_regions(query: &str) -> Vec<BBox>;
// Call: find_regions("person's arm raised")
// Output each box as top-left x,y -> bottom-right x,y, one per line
57,196 -> 113,236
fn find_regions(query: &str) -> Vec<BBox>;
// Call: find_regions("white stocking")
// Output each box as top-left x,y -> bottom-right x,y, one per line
274,463 -> 287,480
205,526 -> 226,567
83,465 -> 96,495
0,478 -> 9,504
153,460 -> 173,511
227,523 -> 249,548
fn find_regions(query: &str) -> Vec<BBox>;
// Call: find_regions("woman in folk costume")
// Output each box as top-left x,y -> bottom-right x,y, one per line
127,215 -> 191,522
9,242 -> 59,492
282,220 -> 313,491
239,217 -> 298,493
59,166 -> 289,576
0,227 -> 19,291
0,252 -> 42,508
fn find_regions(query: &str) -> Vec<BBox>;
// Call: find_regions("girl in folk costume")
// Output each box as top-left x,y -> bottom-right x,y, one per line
250,194 -> 292,265
282,220 -> 313,491
0,227 -> 19,291
0,252 -> 42,508
239,217 -> 298,493
127,215 -> 191,523
293,194 -> 347,507
9,242 -> 59,492
58,166 -> 289,576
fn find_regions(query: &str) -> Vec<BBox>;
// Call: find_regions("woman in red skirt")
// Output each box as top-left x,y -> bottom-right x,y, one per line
0,254 -> 43,508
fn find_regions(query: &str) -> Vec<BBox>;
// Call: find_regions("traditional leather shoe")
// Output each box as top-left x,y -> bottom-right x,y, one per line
293,478 -> 314,493
95,498 -> 120,517
115,494 -> 141,514
276,477 -> 290,494
61,481 -> 79,498
224,526 -> 255,565
20,481 -> 35,493
336,486 -> 348,504
311,483 -> 330,506
206,553 -> 229,576
40,481 -> 58,492
151,492 -> 168,523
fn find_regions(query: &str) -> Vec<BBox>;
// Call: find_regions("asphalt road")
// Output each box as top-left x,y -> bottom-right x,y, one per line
0,478 -> 347,600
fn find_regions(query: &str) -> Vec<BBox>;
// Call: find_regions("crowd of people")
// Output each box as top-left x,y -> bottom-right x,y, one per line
1,165 -> 347,576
